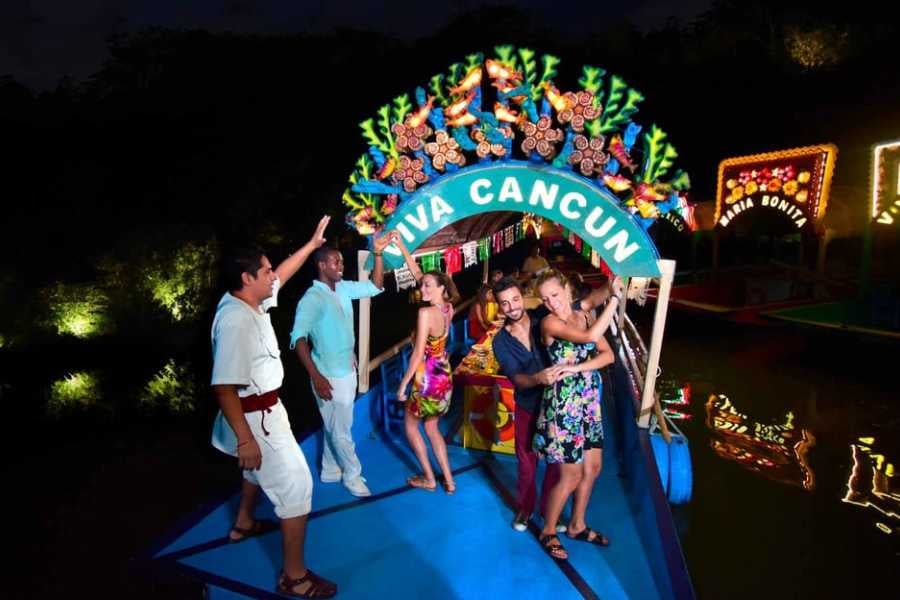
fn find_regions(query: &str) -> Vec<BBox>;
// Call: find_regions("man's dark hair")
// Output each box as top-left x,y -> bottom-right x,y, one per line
221,247 -> 265,292
312,246 -> 339,273
492,275 -> 522,299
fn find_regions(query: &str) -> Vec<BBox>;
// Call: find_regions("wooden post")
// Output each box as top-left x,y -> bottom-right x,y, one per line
639,259 -> 676,428
357,250 -> 372,393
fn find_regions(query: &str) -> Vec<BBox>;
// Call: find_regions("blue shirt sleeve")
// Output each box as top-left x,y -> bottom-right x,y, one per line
289,289 -> 322,349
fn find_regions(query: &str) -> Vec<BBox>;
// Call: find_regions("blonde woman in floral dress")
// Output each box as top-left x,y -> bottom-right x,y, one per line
533,269 -> 621,560
393,233 -> 460,494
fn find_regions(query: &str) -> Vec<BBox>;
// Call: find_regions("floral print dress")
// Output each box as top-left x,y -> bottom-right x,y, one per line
533,336 -> 603,464
409,308 -> 453,418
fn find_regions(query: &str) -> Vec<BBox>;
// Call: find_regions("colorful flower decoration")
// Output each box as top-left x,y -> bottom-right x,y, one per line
521,115 -> 564,159
557,91 -> 601,132
392,120 -> 432,153
472,128 -> 509,158
342,47 -> 690,235
425,130 -> 466,171
569,134 -> 608,176
391,155 -> 429,193
783,180 -> 798,196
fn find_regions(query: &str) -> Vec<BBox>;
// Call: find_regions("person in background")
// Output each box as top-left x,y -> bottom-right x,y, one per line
468,284 -> 500,342
522,244 -> 550,280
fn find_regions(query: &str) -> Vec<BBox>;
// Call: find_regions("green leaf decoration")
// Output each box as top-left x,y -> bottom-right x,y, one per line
342,189 -> 364,210
464,52 -> 484,71
598,77 -> 643,134
536,54 -> 561,100
392,94 -> 412,125
669,169 -> 691,191
355,154 -> 373,181
447,63 -> 463,92
494,45 -> 518,70
640,125 -> 679,183
360,115 -> 389,154
578,65 -> 606,96
429,74 -> 448,106
376,104 -> 397,157
518,47 -> 537,94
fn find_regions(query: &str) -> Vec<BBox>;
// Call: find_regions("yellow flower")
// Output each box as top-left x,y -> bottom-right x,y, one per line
731,185 -> 744,202
745,181 -> 758,195
726,178 -> 737,190
798,171 -> 811,184
795,190 -> 808,203
783,180 -> 799,196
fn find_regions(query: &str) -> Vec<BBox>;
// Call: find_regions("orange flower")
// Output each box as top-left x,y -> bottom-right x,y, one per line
569,134 -> 608,176
521,116 -> 564,159
783,180 -> 799,196
424,130 -> 466,171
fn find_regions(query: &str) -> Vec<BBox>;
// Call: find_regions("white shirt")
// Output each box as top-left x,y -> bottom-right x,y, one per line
210,291 -> 284,455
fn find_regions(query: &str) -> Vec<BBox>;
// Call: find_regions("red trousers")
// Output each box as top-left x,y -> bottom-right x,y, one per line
515,404 -> 559,517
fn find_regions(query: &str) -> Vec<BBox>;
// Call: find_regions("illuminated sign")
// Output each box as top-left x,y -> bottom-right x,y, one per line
871,140 -> 900,225
705,394 -> 816,490
842,437 -> 898,534
657,194 -> 696,235
714,145 -> 837,231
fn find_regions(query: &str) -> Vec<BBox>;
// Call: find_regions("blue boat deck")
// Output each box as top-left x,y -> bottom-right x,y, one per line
145,380 -> 691,599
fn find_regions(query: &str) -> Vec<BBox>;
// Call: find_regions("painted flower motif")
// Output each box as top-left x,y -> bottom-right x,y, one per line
471,128 -> 509,158
783,180 -> 799,197
392,120 -> 433,153
557,91 -> 601,132
569,134 -> 608,176
795,190 -> 808,203
521,115 -> 564,159
744,181 -> 758,195
391,155 -> 429,192
424,129 -> 466,171
768,178 -> 783,192
728,185 -> 745,204
726,178 -> 737,190
798,171 -> 811,184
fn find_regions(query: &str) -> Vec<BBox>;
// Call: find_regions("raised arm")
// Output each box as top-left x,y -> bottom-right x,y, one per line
390,231 -> 423,282
274,215 -> 330,287
541,301 -> 619,346
369,232 -> 391,289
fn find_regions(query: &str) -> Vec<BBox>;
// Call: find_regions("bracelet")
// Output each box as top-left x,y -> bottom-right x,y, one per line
373,251 -> 383,257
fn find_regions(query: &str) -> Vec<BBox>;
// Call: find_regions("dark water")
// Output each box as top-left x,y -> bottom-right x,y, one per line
653,311 -> 900,599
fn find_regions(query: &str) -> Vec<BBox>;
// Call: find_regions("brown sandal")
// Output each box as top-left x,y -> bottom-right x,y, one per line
539,533 -> 568,561
228,519 -> 276,543
407,475 -> 437,491
277,569 -> 337,599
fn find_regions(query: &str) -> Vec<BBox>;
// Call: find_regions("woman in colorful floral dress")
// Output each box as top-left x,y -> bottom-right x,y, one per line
393,232 -> 460,494
533,269 -> 620,560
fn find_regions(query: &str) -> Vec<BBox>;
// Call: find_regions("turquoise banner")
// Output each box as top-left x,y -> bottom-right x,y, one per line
370,162 -> 660,277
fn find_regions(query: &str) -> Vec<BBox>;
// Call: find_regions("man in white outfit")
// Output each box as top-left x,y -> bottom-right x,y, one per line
210,215 -> 337,598
291,237 -> 388,497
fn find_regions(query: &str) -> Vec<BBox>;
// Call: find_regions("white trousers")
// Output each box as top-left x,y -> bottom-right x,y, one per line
312,370 -> 362,482
239,400 -> 313,519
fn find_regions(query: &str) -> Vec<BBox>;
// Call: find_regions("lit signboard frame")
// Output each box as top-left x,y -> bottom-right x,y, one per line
871,140 -> 900,225
714,144 -> 837,231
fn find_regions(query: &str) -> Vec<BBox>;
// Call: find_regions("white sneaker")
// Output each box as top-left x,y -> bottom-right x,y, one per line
344,477 -> 371,497
320,470 -> 342,483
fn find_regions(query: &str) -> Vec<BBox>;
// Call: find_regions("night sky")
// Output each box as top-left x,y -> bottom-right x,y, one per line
2,0 -> 713,90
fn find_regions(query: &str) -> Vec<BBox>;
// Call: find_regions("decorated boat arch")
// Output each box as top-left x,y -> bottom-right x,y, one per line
340,45 -> 691,278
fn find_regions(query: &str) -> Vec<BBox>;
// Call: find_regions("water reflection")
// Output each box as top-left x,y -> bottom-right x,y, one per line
48,371 -> 101,415
842,438 -> 899,535
660,380 -> 692,421
139,359 -> 197,413
705,393 -> 816,491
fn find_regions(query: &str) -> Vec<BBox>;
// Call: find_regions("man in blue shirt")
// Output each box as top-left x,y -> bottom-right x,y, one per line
491,275 -> 620,533
291,237 -> 389,497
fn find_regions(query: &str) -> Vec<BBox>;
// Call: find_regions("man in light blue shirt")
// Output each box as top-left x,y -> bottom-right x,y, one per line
291,239 -> 388,497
